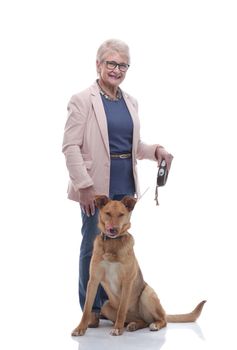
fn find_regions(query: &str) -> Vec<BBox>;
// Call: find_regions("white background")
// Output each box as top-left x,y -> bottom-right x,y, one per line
0,1 -> 236,349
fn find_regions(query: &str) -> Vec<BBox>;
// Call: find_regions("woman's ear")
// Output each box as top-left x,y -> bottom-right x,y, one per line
96,60 -> 101,74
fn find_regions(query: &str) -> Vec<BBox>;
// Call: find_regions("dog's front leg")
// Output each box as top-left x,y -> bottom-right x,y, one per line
71,278 -> 100,336
110,281 -> 133,336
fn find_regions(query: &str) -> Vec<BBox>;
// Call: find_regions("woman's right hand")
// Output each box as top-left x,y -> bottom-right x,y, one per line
79,186 -> 96,217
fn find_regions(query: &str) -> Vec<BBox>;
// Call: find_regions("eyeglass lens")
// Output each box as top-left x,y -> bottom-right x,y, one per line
105,61 -> 129,72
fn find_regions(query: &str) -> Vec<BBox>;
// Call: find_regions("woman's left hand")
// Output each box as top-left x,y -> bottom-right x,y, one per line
155,146 -> 174,172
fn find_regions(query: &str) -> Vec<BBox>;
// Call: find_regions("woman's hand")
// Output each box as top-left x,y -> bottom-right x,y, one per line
155,146 -> 174,172
79,186 -> 96,217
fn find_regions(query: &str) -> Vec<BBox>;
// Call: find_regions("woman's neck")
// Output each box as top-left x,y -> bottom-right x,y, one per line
97,79 -> 118,100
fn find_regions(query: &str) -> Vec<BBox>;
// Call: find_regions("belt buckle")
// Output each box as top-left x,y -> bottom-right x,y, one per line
119,154 -> 128,159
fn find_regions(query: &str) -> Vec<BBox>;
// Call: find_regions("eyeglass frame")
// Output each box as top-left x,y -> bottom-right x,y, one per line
104,60 -> 130,72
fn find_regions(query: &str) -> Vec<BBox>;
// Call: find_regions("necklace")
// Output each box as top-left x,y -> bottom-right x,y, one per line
97,80 -> 122,101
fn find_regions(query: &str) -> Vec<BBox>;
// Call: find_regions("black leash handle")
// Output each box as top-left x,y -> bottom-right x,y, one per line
154,159 -> 169,206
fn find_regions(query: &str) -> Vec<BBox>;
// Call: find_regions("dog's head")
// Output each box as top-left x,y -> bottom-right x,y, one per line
95,195 -> 137,239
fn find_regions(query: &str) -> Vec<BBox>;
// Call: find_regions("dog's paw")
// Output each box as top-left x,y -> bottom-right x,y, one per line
149,322 -> 160,331
126,322 -> 137,332
110,328 -> 123,336
71,326 -> 87,336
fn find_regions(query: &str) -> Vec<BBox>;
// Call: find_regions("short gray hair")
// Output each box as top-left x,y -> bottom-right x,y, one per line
96,39 -> 130,64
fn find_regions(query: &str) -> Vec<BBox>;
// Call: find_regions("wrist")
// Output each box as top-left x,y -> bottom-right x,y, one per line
155,145 -> 164,160
79,185 -> 94,192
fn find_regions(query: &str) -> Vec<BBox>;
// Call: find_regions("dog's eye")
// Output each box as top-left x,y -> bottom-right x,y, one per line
105,212 -> 111,217
118,213 -> 124,217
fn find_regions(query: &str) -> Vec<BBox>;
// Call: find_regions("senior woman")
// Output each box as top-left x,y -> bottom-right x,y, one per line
62,39 -> 173,327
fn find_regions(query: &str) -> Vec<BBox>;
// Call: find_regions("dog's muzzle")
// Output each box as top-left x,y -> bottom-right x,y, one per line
105,228 -> 119,237
103,224 -> 119,238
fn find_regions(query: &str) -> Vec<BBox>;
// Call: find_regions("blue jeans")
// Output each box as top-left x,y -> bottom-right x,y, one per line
79,193 -> 133,312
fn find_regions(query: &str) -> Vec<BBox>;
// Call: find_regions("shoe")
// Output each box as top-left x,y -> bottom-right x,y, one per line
88,312 -> 100,328
99,314 -> 108,320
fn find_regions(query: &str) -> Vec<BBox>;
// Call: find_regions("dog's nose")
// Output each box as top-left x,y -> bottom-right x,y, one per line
109,228 -> 118,235
105,223 -> 119,236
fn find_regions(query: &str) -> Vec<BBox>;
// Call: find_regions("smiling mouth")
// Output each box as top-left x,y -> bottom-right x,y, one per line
108,74 -> 121,79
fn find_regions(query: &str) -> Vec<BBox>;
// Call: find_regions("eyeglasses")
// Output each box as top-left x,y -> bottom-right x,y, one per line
104,60 -> 130,72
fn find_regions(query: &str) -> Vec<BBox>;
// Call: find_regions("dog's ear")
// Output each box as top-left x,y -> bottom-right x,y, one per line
95,195 -> 110,209
121,196 -> 137,212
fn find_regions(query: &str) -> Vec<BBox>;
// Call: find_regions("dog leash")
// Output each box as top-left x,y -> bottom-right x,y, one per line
139,186 -> 150,201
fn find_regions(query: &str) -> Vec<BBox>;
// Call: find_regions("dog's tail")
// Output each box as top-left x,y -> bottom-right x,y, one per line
166,300 -> 206,323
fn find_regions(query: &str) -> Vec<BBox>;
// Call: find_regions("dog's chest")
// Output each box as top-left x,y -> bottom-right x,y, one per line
100,260 -> 122,295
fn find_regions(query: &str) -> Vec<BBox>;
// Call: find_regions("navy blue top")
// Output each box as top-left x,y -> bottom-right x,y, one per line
101,95 -> 135,195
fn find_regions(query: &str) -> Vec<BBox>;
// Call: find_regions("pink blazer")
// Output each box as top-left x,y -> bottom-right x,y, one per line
62,81 -> 159,202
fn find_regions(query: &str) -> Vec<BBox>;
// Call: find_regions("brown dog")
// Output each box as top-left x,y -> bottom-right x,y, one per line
72,196 -> 206,336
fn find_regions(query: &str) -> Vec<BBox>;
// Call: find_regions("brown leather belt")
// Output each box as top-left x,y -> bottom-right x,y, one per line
110,153 -> 132,159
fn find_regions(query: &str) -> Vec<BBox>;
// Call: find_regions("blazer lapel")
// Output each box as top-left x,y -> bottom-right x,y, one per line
90,83 -> 110,157
123,92 -> 139,148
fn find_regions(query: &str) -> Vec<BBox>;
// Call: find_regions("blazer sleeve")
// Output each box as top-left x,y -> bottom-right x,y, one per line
136,140 -> 159,161
62,94 -> 94,191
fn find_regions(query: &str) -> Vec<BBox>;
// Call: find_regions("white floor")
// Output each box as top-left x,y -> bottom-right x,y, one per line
1,302 -> 234,350
71,320 -> 205,350
69,319 -> 219,350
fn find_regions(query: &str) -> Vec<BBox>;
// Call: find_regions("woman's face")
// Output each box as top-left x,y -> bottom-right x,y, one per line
97,51 -> 129,89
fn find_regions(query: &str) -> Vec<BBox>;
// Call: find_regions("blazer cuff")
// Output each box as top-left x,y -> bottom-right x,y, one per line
72,179 -> 94,192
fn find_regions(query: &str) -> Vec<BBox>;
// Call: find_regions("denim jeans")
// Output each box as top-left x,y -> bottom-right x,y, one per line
79,193 -> 133,312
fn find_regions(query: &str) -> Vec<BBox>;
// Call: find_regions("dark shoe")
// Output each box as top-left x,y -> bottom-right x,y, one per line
99,314 -> 108,320
88,312 -> 100,328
